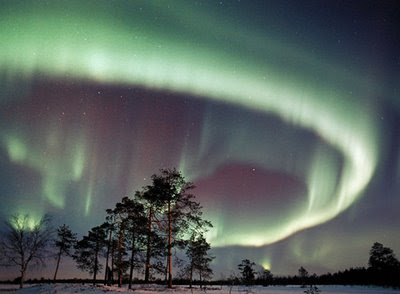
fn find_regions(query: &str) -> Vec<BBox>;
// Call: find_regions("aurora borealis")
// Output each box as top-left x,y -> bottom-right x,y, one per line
1,0 -> 399,279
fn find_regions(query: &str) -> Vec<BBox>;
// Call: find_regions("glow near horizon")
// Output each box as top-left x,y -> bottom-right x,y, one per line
0,2 -> 379,247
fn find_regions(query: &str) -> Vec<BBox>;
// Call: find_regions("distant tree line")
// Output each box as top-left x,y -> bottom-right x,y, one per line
230,243 -> 400,288
0,168 -> 214,289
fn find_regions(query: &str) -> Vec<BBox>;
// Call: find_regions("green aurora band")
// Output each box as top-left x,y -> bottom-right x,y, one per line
0,1 -> 380,247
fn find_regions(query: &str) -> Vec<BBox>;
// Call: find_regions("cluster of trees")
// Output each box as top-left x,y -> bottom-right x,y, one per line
231,242 -> 400,288
1,167 -> 399,290
0,168 -> 214,289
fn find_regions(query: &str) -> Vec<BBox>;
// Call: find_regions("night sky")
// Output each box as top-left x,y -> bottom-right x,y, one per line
1,0 -> 400,279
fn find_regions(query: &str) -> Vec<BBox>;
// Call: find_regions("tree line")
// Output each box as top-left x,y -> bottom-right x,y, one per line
0,168 -> 214,289
231,242 -> 400,288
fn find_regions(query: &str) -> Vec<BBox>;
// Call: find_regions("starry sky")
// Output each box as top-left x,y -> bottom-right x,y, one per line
1,0 -> 400,279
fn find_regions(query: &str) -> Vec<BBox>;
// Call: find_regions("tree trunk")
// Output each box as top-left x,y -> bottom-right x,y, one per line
128,230 -> 135,290
167,200 -> 172,288
165,254 -> 169,282
93,246 -> 99,286
104,227 -> 112,285
189,263 -> 193,288
53,247 -> 62,281
111,241 -> 115,285
117,226 -> 123,288
19,253 -> 25,289
19,265 -> 26,289
144,207 -> 152,283
93,271 -> 97,286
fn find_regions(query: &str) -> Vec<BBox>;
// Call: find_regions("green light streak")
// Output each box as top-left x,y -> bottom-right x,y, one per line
43,174 -> 65,208
71,141 -> 86,180
1,127 -> 87,210
262,260 -> 271,271
4,135 -> 27,163
11,212 -> 42,231
0,1 -> 380,247
85,183 -> 93,217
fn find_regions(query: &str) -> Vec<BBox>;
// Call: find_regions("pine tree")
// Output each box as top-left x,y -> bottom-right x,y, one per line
121,197 -> 147,289
137,187 -> 165,283
258,269 -> 273,286
105,196 -> 148,288
238,259 -> 256,285
368,242 -> 400,285
73,225 -> 107,285
111,203 -> 129,288
369,242 -> 400,271
101,220 -> 114,285
108,238 -> 118,284
53,224 -> 77,281
149,168 -> 209,288
186,233 -> 214,288
298,266 -> 309,287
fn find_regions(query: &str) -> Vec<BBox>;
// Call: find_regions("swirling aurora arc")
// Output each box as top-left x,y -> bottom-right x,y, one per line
0,0 -> 399,277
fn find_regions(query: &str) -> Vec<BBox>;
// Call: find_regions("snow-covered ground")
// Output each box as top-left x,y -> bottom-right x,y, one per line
0,284 -> 398,294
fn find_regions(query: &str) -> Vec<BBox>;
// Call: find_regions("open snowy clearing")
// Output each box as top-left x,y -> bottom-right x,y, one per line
0,284 -> 399,294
